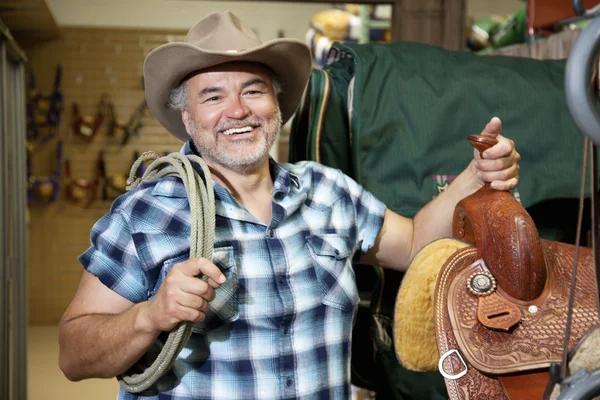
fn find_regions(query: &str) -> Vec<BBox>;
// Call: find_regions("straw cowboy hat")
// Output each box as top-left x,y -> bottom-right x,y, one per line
143,10 -> 313,142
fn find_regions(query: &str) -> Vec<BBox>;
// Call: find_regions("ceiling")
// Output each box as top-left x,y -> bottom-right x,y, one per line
0,0 -> 60,48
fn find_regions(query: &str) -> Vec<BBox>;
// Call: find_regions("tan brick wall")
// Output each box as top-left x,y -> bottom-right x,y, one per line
25,27 -> 187,324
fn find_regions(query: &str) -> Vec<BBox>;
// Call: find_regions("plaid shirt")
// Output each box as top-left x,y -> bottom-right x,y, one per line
79,141 -> 386,400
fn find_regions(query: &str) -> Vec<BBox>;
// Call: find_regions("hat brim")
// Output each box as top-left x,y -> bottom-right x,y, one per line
143,39 -> 312,142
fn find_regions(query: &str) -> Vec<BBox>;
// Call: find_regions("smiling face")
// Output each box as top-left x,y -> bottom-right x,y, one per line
181,62 -> 282,174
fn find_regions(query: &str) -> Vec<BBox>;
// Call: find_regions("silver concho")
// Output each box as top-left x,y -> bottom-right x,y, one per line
468,271 -> 497,296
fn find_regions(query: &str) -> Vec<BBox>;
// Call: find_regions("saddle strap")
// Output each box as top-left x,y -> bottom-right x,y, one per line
499,372 -> 551,400
559,137 -> 590,381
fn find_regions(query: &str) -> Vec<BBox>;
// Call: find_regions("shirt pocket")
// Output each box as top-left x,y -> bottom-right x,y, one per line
150,246 -> 239,335
192,246 -> 239,334
305,234 -> 359,311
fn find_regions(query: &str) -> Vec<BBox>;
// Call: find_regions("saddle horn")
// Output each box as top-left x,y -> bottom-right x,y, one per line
452,134 -> 548,302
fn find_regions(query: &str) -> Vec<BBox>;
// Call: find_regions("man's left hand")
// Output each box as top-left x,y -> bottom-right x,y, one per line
473,117 -> 520,191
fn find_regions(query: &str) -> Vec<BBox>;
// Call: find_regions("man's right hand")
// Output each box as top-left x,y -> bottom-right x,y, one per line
140,258 -> 226,333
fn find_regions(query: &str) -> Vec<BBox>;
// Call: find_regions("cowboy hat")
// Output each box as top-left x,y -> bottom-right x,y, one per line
143,10 -> 312,142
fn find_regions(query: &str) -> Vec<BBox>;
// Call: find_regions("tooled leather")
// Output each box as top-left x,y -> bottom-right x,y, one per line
477,291 -> 521,331
447,240 -> 599,375
434,246 -> 507,400
453,187 -> 547,301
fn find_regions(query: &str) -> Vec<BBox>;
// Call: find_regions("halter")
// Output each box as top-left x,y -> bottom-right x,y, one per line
100,150 -> 145,202
64,152 -> 103,208
105,98 -> 148,147
71,93 -> 110,142
26,64 -> 63,145
27,140 -> 63,205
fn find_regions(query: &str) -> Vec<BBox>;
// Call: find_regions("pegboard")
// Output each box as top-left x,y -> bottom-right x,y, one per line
25,27 -> 188,324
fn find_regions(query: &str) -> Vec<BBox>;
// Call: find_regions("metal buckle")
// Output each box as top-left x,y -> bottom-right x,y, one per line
438,349 -> 468,380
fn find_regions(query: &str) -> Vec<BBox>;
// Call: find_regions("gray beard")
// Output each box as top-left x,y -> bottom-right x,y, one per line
188,108 -> 282,174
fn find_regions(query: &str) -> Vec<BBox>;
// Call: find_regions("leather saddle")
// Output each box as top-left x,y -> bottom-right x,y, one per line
433,135 -> 600,399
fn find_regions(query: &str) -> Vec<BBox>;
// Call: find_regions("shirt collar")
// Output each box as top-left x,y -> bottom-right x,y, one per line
153,140 -> 300,199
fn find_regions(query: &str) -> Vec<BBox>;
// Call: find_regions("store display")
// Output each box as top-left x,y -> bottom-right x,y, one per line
71,96 -> 106,142
26,64 -> 63,145
305,5 -> 390,68
64,153 -> 102,208
100,150 -> 145,201
105,98 -> 148,147
467,9 -> 527,52
26,140 -> 63,205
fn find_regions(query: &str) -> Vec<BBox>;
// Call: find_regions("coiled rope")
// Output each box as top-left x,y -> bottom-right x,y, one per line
117,151 -> 215,393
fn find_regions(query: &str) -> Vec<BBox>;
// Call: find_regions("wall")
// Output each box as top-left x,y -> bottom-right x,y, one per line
467,0 -> 523,19
47,0 -> 525,36
26,27 -> 187,324
49,0 -> 330,42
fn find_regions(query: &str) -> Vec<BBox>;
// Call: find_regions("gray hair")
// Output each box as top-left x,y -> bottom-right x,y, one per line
167,72 -> 283,111
167,80 -> 190,111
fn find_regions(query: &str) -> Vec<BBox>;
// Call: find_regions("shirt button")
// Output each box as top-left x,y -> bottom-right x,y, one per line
286,378 -> 293,387
267,229 -> 274,237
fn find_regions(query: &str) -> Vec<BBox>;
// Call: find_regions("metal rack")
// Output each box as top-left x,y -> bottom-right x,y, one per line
0,17 -> 28,400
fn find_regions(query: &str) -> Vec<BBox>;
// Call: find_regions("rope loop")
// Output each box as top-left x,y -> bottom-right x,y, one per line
117,151 -> 215,394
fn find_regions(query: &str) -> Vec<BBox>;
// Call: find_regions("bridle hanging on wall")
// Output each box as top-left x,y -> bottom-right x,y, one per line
100,150 -> 146,201
64,151 -> 103,208
105,98 -> 148,147
71,92 -> 111,142
26,64 -> 63,145
27,140 -> 63,205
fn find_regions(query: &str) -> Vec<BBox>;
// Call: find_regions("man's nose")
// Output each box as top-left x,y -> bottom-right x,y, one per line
224,96 -> 250,119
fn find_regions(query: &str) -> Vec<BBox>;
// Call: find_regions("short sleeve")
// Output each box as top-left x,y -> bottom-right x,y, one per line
78,210 -> 149,303
340,174 -> 387,256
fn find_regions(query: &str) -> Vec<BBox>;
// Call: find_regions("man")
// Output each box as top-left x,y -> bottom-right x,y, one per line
58,10 -> 520,400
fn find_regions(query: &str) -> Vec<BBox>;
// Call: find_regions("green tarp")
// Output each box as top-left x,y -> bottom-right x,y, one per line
291,41 -> 589,219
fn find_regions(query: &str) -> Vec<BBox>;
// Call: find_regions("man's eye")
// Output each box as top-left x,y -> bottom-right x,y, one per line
205,96 -> 221,103
244,90 -> 262,96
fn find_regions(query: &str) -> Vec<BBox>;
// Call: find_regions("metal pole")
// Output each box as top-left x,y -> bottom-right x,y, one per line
0,39 -> 9,400
11,58 -> 27,400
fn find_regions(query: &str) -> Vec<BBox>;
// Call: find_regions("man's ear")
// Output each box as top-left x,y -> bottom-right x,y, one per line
181,109 -> 190,135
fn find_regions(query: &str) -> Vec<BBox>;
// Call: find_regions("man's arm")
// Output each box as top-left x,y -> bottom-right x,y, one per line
361,117 -> 520,271
58,259 -> 225,381
360,162 -> 481,270
58,271 -> 159,381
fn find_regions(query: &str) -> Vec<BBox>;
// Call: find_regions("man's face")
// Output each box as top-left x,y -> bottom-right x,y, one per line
182,62 -> 282,174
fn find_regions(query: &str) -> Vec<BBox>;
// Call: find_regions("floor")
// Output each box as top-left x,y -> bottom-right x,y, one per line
27,325 -> 376,400
28,325 -> 120,400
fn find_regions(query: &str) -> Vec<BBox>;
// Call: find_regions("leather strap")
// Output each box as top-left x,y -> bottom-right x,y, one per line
559,137 -> 590,381
499,372 -> 550,400
593,143 -> 600,318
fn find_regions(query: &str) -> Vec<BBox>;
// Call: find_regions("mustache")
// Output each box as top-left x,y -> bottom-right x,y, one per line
214,118 -> 263,133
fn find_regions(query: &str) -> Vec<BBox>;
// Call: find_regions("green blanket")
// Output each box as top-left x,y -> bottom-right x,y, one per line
291,41 -> 590,219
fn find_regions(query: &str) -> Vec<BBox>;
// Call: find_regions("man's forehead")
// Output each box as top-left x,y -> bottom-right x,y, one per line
190,62 -> 273,84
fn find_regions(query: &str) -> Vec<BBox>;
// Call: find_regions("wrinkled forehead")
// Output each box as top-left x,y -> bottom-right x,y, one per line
187,61 -> 275,86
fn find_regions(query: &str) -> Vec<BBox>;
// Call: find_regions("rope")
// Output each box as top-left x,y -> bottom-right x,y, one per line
116,151 -> 215,394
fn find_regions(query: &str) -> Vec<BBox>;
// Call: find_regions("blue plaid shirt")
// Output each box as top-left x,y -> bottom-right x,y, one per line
79,141 -> 386,399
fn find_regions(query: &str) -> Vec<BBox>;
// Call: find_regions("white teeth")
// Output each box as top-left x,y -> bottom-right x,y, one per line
222,126 -> 253,135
